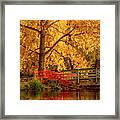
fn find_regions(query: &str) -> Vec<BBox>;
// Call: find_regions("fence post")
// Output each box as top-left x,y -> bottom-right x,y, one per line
96,68 -> 97,84
78,69 -> 79,84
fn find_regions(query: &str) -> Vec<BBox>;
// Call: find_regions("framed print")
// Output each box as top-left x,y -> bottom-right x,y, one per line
0,0 -> 119,119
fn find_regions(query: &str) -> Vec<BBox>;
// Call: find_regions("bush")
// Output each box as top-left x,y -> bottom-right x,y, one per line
31,80 -> 44,91
47,80 -> 61,90
20,82 -> 30,90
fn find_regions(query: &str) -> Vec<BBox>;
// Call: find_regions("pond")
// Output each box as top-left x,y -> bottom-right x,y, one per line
20,89 -> 100,100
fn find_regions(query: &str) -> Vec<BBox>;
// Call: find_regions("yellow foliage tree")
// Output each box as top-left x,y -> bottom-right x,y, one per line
20,20 -> 100,75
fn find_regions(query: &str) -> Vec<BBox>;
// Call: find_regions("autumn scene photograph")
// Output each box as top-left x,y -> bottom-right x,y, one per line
20,20 -> 100,100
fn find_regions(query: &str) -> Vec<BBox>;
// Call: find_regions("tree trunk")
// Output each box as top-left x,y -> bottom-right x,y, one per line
38,21 -> 45,70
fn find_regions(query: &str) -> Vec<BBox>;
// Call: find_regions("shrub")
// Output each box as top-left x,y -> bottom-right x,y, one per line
20,82 -> 30,90
31,80 -> 44,91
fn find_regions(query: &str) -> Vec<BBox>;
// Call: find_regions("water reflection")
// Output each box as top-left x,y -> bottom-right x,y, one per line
20,89 -> 100,100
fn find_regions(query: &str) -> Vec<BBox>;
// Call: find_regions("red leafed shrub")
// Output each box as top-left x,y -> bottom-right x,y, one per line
59,80 -> 73,86
36,70 -> 76,86
41,80 -> 48,84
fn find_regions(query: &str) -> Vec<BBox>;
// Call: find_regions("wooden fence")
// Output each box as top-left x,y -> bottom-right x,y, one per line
65,68 -> 100,84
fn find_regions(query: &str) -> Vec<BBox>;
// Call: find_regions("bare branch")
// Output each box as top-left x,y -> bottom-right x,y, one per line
61,40 -> 88,60
45,27 -> 75,55
46,49 -> 54,60
73,33 -> 84,36
28,47 -> 40,56
20,44 -> 39,55
20,24 -> 41,33
42,20 -> 48,26
61,40 -> 81,53
45,20 -> 59,30
46,48 -> 64,60
51,26 -> 65,34
53,49 -> 64,58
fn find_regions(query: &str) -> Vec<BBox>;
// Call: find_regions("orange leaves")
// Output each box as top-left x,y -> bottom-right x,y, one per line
20,20 -> 100,74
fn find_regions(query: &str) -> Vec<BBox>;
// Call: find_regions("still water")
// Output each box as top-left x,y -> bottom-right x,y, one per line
20,89 -> 100,100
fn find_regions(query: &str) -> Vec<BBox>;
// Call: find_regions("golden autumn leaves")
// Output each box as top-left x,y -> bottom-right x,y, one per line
20,20 -> 100,75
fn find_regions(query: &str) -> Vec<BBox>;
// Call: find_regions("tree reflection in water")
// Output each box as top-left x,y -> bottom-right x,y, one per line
20,89 -> 100,100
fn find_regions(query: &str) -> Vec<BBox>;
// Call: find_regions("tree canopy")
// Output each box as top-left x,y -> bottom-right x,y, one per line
20,20 -> 100,75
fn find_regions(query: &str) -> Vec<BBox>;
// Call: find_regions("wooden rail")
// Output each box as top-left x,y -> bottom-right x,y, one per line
65,68 -> 100,84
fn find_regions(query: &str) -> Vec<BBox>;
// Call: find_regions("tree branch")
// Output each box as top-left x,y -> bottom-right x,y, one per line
45,27 -> 75,55
28,47 -> 40,56
46,49 -> 54,60
46,48 -> 64,60
61,40 -> 88,60
53,49 -> 64,58
20,24 -> 41,33
20,44 -> 39,55
73,32 -> 84,36
45,20 -> 59,30
51,26 -> 65,34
